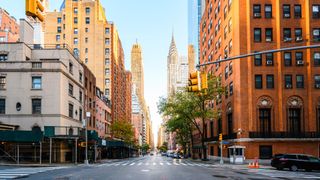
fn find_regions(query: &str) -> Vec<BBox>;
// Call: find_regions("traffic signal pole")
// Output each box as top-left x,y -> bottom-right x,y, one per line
196,44 -> 320,68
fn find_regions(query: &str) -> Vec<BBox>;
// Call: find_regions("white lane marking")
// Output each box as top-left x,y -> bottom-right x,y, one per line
129,163 -> 135,166
141,169 -> 150,172
138,162 -> 142,166
153,162 -> 156,165
181,163 -> 187,166
122,163 -> 128,166
114,163 -> 120,166
160,162 -> 164,165
167,162 -> 171,165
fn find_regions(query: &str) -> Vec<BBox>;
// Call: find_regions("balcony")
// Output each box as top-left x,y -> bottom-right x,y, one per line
249,132 -> 320,138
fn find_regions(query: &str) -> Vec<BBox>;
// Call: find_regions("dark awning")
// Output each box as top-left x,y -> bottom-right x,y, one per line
0,130 -> 43,143
106,140 -> 126,147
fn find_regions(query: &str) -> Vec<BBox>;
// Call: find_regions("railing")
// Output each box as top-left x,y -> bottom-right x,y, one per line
27,44 -> 79,60
249,131 -> 320,138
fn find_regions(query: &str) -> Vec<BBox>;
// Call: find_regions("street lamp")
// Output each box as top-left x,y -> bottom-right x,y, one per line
84,111 -> 91,165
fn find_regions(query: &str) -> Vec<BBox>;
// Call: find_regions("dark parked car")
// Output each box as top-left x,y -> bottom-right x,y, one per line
271,154 -> 320,171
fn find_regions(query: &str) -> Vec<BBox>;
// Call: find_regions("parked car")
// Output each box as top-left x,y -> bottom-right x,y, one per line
271,154 -> 320,171
173,153 -> 180,159
161,152 -> 167,156
150,152 -> 154,156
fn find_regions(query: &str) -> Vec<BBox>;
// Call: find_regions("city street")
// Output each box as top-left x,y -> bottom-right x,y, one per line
0,155 -> 319,179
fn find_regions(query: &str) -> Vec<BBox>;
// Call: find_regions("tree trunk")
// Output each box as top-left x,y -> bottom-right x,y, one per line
200,133 -> 207,160
189,127 -> 194,159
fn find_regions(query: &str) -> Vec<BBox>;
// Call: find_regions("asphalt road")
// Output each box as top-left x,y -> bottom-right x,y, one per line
0,155 -> 319,179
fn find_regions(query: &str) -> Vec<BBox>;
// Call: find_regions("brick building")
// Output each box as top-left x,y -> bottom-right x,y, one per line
200,0 -> 320,159
0,8 -> 19,42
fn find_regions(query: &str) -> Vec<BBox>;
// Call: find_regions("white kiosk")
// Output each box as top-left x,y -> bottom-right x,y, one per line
228,145 -> 246,164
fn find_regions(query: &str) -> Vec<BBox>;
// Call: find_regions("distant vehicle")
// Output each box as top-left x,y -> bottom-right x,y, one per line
166,150 -> 174,157
161,152 -> 167,156
271,154 -> 320,171
173,153 -> 180,159
150,152 -> 154,156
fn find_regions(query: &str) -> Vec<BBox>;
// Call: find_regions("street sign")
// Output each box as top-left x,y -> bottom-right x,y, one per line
222,141 -> 230,145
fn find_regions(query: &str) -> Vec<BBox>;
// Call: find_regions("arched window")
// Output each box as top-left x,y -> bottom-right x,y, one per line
257,97 -> 273,135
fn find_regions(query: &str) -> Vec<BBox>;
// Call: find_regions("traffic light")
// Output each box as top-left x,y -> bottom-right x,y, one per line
219,133 -> 223,141
80,142 -> 87,147
26,0 -> 45,22
188,71 -> 201,92
201,72 -> 208,90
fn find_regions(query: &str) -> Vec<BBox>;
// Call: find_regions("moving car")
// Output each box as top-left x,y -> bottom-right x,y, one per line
271,154 -> 320,171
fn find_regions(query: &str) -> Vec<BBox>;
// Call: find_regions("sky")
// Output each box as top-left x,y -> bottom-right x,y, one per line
0,0 -> 188,146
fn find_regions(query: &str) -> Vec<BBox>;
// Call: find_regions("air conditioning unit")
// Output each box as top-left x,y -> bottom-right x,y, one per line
296,36 -> 303,41
266,60 -> 273,65
284,37 -> 292,42
254,13 -> 261,17
284,13 -> 290,18
297,60 -> 304,65
266,38 -> 272,42
286,84 -> 292,88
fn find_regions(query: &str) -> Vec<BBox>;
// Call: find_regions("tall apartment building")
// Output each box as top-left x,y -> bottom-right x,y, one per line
44,0 -> 111,98
188,44 -> 196,74
200,0 -> 320,159
131,43 -> 144,103
111,24 -> 132,122
0,8 -> 19,42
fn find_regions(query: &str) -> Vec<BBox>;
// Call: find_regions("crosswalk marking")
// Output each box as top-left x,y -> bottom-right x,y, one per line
138,162 -> 142,166
160,162 -> 163,165
145,163 -> 149,165
153,163 -> 156,165
130,163 -> 135,166
167,162 -> 171,165
0,167 -> 67,179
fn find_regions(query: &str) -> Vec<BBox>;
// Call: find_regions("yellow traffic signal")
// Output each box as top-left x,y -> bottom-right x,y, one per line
201,72 -> 208,90
26,0 -> 45,22
80,142 -> 87,147
219,133 -> 223,141
188,71 -> 201,92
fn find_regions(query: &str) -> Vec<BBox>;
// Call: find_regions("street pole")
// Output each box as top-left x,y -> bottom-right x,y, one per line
220,141 -> 223,164
84,112 -> 90,165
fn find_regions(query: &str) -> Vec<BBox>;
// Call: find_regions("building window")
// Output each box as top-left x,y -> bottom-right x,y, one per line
254,54 -> 262,66
228,18 -> 232,32
255,75 -> 263,89
0,54 -> 8,61
265,5 -> 272,18
313,5 -> 320,18
253,4 -> 261,18
285,75 -> 292,89
313,28 -> 320,41
105,68 -> 110,76
294,5 -> 302,18
85,28 -> 89,33
105,58 -> 110,65
79,90 -> 82,103
288,108 -> 301,133
73,48 -> 79,57
32,76 -> 42,89
105,38 -> 110,45
32,62 -> 42,69
68,103 -> 74,118
79,108 -> 82,122
266,53 -> 273,66
295,28 -> 302,41
85,7 -> 90,14
283,28 -> 292,41
314,52 -> 320,66
85,37 -> 88,43
254,28 -> 261,42
57,27 -> 61,33
105,78 -> 110,86
283,4 -> 291,18
225,66 -> 229,79
74,7 -> 78,14
259,109 -> 271,134
57,17 -> 62,24
74,28 -> 78,34
74,38 -> 78,45
74,17 -> 78,24
85,17 -> 90,24
85,48 -> 88,53
224,6 -> 227,19
229,82 -> 233,95
296,75 -> 304,88
105,28 -> 110,34
296,52 -> 303,65
315,75 -> 320,89
225,86 -> 229,98
105,48 -> 110,54
79,72 -> 82,83
266,75 -> 274,89
265,28 -> 273,42
32,99 -> 41,114
69,62 -> 73,74
56,35 -> 60,41
69,83 -> 73,96
0,99 -> 5,114
0,76 -> 6,89
229,62 -> 233,75
105,89 -> 110,96
284,52 -> 292,66
227,112 -> 233,135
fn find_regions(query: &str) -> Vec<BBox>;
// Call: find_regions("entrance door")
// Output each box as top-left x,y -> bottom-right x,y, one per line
288,108 -> 301,134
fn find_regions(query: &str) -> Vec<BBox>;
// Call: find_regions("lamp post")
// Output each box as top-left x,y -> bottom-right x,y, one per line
84,112 -> 91,165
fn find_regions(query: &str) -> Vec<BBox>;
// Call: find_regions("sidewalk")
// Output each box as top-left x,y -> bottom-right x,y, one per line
186,158 -> 273,170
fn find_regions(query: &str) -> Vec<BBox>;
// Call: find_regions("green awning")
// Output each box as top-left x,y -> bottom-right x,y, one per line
106,140 -> 126,147
0,130 -> 43,142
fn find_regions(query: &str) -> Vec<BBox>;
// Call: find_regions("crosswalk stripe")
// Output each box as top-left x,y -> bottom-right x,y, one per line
153,163 -> 156,165
138,162 -> 142,166
167,162 -> 171,165
145,163 -> 149,165
130,163 -> 135,166
181,163 -> 187,166
160,162 -> 163,165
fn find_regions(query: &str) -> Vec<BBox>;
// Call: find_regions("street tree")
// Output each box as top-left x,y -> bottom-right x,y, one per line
158,75 -> 223,160
110,120 -> 135,144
